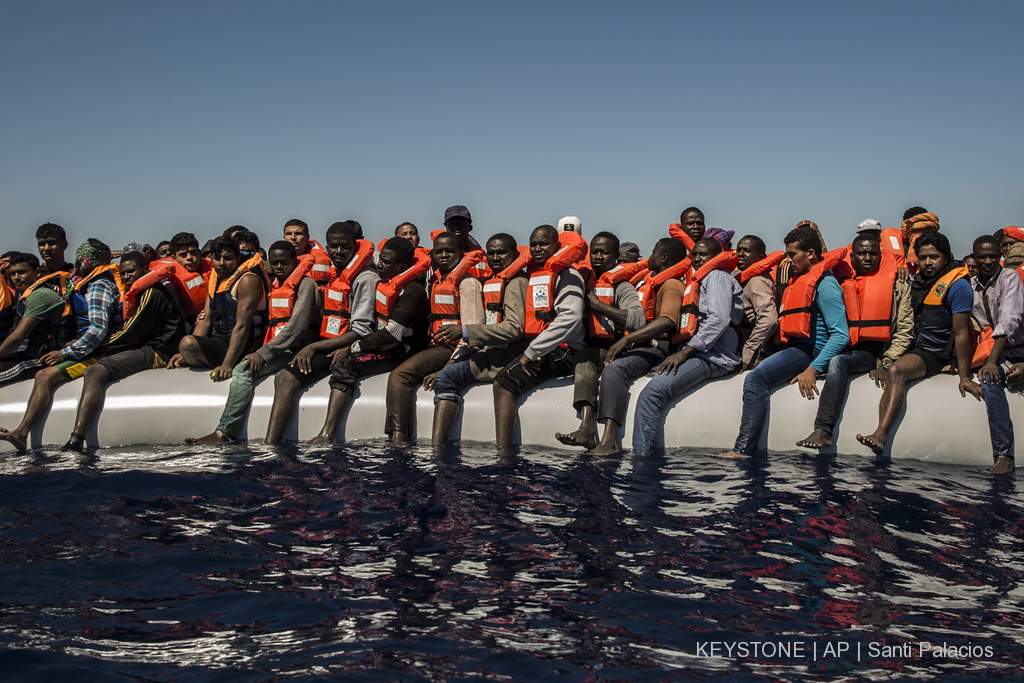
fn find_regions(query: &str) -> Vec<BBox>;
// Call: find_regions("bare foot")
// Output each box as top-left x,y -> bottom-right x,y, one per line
796,429 -> 833,449
856,432 -> 886,455
186,430 -> 231,444
555,426 -> 597,450
712,451 -> 750,459
0,427 -> 28,452
989,456 -> 1015,475
307,433 -> 336,445
583,441 -> 621,457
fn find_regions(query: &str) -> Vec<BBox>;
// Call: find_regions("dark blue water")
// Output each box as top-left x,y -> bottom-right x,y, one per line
1,443 -> 1022,682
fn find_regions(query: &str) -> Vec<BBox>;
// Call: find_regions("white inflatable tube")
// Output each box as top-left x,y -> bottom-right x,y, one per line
0,368 -> 1013,466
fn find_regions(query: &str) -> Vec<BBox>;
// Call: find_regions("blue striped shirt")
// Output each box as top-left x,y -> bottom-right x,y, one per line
684,269 -> 744,369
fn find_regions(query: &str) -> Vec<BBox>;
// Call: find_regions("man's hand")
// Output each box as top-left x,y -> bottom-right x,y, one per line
166,353 -> 185,369
423,372 -> 439,390
290,346 -> 317,375
959,376 -> 983,401
41,350 -> 64,366
211,364 -> 234,381
605,337 -> 629,365
586,291 -> 603,310
896,266 -> 910,283
790,366 -> 820,399
977,361 -> 1003,385
242,351 -> 265,375
431,324 -> 462,347
656,349 -> 690,375
868,367 -> 888,388
518,353 -> 542,377
1007,363 -> 1024,383
329,346 -> 351,368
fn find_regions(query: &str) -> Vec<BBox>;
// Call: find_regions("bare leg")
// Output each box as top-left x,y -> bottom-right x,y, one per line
177,335 -> 213,368
0,366 -> 66,451
431,399 -> 460,449
265,371 -> 302,445
308,388 -> 352,445
857,355 -> 926,455
796,428 -> 833,449
494,383 -> 517,453
63,365 -> 110,451
555,404 -> 597,449
583,418 -> 621,456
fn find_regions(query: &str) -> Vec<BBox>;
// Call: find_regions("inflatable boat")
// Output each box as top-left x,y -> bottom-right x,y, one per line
0,368 -> 1012,466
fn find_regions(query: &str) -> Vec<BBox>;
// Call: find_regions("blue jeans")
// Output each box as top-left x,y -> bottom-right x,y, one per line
982,366 -> 1016,462
813,347 -> 878,434
632,356 -> 731,456
433,359 -> 476,404
598,346 -> 665,425
734,345 -> 814,455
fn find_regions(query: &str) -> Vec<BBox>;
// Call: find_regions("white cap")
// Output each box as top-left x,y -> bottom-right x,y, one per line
557,216 -> 582,236
857,218 -> 882,233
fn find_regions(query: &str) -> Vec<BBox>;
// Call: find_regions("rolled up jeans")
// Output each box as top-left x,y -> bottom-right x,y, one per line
632,355 -> 731,457
216,352 -> 296,439
433,358 -> 476,404
733,344 -> 814,455
982,364 -> 1017,462
813,348 -> 878,434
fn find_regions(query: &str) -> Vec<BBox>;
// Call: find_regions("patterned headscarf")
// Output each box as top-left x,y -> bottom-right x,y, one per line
64,240 -> 112,301
703,228 -> 735,250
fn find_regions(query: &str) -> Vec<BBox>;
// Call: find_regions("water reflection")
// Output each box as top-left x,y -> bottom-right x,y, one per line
0,443 -> 1022,681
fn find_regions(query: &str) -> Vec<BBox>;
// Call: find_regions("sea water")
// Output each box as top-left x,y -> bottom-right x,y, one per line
0,442 -> 1022,682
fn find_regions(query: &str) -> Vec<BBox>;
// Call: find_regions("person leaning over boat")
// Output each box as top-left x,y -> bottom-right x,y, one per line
282,218 -> 332,287
0,253 -> 67,386
427,233 -> 531,449
734,235 -> 782,371
36,223 -> 74,276
572,237 -> 690,455
265,222 -> 376,445
964,235 -> 1024,475
63,251 -> 186,451
307,236 -> 431,445
187,241 -> 319,444
384,232 -> 483,446
492,225 -> 587,454
856,232 -> 976,455
795,233 -> 913,450
166,236 -> 268,378
619,238 -> 743,457
718,225 -> 850,459
0,239 -> 123,451
555,231 -> 645,449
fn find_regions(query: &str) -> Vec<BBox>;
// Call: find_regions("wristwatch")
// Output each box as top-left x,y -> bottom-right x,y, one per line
880,359 -> 892,370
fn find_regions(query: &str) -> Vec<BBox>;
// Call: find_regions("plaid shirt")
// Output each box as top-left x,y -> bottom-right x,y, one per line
61,278 -> 121,361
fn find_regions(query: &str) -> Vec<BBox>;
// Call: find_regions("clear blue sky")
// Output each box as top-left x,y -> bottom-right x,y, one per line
2,1 -> 1022,260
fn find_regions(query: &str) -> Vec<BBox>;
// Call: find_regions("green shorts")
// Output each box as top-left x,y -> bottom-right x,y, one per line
57,356 -> 103,381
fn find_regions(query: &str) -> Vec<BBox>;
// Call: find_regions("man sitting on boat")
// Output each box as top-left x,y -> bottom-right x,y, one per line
492,225 -> 587,455
307,236 -> 430,444
427,232 -> 530,449
719,225 -> 850,459
965,235 -> 1023,474
166,235 -> 269,379
555,231 -> 645,450
0,253 -> 71,386
795,231 -> 913,450
856,232 -> 977,454
0,239 -> 124,451
63,250 -> 186,451
265,222 -> 377,445
734,235 -> 781,371
187,240 -> 320,444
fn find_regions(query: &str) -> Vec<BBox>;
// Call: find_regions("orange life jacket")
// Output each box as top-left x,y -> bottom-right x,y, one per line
840,250 -> 897,346
877,228 -> 907,268
777,249 -> 848,343
319,240 -> 375,338
1001,227 -> 1024,285
122,261 -> 198,321
675,251 -> 739,343
585,262 -> 645,340
668,223 -> 697,251
637,257 -> 692,322
629,259 -> 649,287
429,230 -> 491,280
482,246 -> 532,325
374,249 -> 433,326
737,251 -> 786,285
306,239 -> 333,285
264,255 -> 316,345
151,258 -> 213,313
523,231 -> 587,337
427,251 -> 485,335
